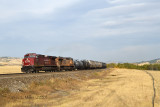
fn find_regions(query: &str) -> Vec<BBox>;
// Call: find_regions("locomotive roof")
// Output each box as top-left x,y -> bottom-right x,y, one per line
36,54 -> 57,58
58,56 -> 73,59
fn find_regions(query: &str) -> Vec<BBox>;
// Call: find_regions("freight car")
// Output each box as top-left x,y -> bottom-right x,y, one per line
21,53 -> 106,73
74,60 -> 84,70
102,63 -> 107,68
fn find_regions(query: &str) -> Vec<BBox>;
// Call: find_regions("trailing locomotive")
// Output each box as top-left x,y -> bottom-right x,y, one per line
21,53 -> 106,73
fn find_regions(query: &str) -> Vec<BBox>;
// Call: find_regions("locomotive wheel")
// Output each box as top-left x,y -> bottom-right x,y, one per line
35,71 -> 39,73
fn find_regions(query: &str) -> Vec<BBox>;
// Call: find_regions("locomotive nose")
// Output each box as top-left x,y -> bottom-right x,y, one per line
23,58 -> 34,66
25,58 -> 30,63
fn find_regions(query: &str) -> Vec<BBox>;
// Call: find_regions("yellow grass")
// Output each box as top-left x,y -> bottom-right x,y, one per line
51,69 -> 153,107
1,69 -> 160,107
0,66 -> 22,74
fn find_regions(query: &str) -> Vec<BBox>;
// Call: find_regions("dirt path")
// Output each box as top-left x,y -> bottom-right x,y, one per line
49,69 -> 155,107
148,70 -> 160,107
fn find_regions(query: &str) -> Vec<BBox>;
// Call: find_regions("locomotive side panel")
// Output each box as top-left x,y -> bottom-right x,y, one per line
36,55 -> 59,72
35,55 -> 45,67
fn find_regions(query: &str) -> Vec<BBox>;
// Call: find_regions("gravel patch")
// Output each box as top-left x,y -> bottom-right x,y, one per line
0,69 -> 106,92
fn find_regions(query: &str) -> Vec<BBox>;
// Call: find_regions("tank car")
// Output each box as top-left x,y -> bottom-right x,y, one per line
74,60 -> 84,70
82,60 -> 90,69
102,63 -> 107,68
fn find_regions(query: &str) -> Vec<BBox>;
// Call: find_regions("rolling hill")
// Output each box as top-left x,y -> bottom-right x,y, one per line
137,58 -> 160,66
0,57 -> 22,66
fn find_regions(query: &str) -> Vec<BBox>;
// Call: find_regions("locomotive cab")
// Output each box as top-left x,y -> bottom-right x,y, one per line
22,53 -> 36,66
21,53 -> 36,73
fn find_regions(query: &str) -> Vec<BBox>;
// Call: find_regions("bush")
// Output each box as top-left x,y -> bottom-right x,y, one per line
107,63 -> 160,71
106,63 -> 117,68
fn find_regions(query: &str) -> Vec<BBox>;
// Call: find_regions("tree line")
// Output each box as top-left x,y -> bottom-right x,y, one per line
107,63 -> 160,71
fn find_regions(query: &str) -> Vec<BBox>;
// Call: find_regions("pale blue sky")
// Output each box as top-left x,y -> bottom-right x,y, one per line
0,0 -> 160,62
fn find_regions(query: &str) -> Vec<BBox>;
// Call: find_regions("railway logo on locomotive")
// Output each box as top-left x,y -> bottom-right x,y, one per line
25,58 -> 30,63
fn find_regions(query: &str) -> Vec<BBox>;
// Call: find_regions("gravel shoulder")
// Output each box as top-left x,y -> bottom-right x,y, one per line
0,69 -> 105,92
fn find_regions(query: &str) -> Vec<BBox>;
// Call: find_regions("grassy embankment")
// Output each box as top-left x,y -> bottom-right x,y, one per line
0,69 -> 109,106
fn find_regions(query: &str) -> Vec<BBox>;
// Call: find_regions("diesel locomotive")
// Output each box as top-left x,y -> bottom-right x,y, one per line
21,53 -> 106,73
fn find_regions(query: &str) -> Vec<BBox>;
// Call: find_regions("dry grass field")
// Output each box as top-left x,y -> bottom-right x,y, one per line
2,68 -> 160,107
0,66 -> 22,74
47,69 -> 154,107
0,57 -> 22,74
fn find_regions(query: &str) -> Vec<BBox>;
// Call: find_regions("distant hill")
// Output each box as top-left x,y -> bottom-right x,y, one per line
0,57 -> 22,66
137,58 -> 160,66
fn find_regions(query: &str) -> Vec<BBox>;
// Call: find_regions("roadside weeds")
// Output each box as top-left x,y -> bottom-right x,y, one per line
0,69 -> 110,106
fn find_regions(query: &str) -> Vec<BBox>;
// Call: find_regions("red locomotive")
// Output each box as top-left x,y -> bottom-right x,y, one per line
21,53 -> 74,73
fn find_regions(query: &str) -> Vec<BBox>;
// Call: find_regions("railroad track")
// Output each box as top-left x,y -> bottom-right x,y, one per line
0,71 -> 78,79
0,69 -> 106,79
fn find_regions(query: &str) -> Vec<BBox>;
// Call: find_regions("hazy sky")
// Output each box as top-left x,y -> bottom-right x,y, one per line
0,0 -> 160,62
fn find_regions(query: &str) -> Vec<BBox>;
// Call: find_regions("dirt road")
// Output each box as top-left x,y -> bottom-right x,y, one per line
5,69 -> 160,107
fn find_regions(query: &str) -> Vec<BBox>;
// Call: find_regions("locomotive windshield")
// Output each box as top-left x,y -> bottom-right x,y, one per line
24,54 -> 35,58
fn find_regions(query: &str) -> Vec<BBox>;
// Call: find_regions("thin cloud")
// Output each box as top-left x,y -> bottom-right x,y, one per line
0,0 -> 160,62
0,0 -> 81,23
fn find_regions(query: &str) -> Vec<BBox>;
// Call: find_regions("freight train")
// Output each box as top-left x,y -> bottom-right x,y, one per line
21,53 -> 106,73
